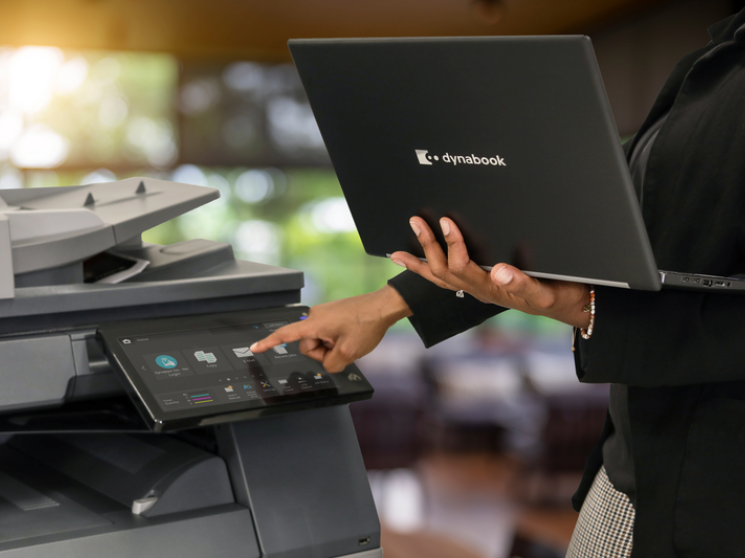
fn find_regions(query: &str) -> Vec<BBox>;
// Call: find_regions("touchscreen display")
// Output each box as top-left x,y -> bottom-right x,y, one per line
117,320 -> 338,413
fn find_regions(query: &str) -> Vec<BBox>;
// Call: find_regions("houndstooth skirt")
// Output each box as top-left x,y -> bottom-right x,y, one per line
565,466 -> 636,558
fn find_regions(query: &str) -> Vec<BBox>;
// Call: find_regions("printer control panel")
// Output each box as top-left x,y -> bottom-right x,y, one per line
100,307 -> 373,431
118,321 -> 338,413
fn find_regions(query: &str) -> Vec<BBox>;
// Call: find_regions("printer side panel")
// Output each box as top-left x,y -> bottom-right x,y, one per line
217,405 -> 381,558
0,335 -> 75,412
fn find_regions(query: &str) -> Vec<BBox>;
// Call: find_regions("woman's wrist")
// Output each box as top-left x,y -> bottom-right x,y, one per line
376,284 -> 413,325
552,285 -> 593,329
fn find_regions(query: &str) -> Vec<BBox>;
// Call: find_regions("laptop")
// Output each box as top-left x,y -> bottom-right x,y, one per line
289,36 -> 745,292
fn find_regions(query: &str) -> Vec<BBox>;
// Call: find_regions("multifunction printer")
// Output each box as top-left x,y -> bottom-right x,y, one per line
0,178 -> 381,558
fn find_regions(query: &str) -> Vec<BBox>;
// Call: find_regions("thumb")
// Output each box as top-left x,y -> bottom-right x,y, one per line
322,345 -> 354,374
491,264 -> 555,310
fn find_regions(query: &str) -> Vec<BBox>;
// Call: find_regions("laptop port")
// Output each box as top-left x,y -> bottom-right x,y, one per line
358,537 -> 371,546
715,281 -> 729,288
703,279 -> 713,287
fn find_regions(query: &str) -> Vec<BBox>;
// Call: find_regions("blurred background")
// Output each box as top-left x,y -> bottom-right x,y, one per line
0,0 -> 740,556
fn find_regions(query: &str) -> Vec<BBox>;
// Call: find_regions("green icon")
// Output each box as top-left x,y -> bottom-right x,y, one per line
194,351 -> 217,363
156,355 -> 178,369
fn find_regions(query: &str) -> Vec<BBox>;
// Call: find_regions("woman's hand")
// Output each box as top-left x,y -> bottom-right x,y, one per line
249,285 -> 412,373
391,216 -> 592,329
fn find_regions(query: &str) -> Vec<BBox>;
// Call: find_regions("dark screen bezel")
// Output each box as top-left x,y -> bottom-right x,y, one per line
99,306 -> 373,431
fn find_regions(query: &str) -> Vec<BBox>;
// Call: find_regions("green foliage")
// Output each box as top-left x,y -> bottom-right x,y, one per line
3,46 -> 566,338
142,167 -> 402,305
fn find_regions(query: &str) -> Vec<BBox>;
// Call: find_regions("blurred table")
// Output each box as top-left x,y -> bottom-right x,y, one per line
382,525 -> 486,558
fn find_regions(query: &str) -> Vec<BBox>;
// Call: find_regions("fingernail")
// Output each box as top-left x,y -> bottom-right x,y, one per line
494,266 -> 514,285
440,219 -> 450,236
409,220 -> 421,236
391,258 -> 406,267
249,342 -> 259,351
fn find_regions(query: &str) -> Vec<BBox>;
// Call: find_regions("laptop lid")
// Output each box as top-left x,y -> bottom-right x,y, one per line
290,36 -> 661,291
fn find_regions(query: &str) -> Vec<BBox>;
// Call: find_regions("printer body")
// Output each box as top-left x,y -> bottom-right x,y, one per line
0,178 -> 381,558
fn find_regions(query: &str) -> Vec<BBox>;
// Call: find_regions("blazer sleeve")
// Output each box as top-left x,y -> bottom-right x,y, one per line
388,271 -> 507,348
574,286 -> 745,387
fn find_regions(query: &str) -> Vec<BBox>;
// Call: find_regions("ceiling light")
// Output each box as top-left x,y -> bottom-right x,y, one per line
473,0 -> 505,25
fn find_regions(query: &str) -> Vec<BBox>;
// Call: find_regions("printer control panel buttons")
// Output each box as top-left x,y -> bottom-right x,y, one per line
143,351 -> 194,380
115,317 -> 341,414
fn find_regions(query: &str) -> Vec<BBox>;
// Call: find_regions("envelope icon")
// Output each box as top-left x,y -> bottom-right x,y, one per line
232,347 -> 254,358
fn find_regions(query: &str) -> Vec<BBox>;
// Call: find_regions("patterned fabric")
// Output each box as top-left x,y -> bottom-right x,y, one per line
566,466 -> 636,558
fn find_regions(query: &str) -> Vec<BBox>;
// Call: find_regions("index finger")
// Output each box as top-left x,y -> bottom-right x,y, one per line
440,217 -> 471,272
441,217 -> 490,282
409,216 -> 450,277
249,321 -> 310,353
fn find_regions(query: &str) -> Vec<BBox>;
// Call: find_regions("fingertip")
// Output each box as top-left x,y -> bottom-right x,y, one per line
250,331 -> 285,353
492,265 -> 514,285
249,341 -> 264,353
409,216 -> 432,237
390,251 -> 415,267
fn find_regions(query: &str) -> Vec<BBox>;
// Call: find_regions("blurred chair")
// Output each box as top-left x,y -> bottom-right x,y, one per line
349,367 -> 426,471
506,392 -> 604,558
419,352 -> 538,455
349,366 -> 430,529
539,394 -> 608,471
517,392 -> 608,505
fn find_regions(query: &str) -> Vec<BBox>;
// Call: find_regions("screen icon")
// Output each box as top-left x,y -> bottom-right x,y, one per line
278,379 -> 288,385
155,355 -> 178,369
194,351 -> 217,363
232,347 -> 254,358
122,339 -> 132,344
272,344 -> 289,355
243,384 -> 253,390
224,385 -> 234,393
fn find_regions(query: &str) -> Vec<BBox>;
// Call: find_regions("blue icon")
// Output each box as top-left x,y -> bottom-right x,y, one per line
244,384 -> 252,389
156,355 -> 178,369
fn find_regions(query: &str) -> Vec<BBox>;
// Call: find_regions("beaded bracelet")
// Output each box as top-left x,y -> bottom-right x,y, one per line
580,287 -> 596,340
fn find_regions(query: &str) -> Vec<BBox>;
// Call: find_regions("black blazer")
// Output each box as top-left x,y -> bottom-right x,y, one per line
389,10 -> 745,557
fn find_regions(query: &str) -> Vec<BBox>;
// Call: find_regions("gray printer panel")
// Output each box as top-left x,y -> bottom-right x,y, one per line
0,285 -> 301,414
0,334 -> 76,412
0,239 -> 302,412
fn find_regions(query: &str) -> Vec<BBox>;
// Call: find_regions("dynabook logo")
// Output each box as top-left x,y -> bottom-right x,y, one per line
415,149 -> 506,167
